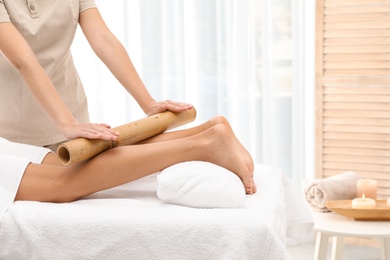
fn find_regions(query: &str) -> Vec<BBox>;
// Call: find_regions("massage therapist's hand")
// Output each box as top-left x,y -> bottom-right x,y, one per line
145,100 -> 193,116
60,122 -> 120,141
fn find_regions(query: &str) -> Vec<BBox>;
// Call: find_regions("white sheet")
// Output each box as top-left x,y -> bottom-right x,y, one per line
0,164 -> 312,260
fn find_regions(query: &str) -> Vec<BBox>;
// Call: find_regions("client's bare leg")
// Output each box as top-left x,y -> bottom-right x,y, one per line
39,116 -> 256,193
15,124 -> 254,203
137,116 -> 254,175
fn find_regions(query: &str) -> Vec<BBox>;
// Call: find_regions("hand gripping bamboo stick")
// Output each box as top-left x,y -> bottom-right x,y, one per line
57,108 -> 196,166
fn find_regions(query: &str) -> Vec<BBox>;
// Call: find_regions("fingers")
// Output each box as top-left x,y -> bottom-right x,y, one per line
62,123 -> 120,141
164,100 -> 193,112
81,123 -> 119,141
99,123 -> 112,129
148,100 -> 193,115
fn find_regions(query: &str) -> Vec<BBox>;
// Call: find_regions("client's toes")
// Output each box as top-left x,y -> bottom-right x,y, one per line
252,177 -> 257,194
243,178 -> 254,195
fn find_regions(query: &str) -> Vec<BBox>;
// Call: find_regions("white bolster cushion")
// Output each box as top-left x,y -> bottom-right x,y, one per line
157,161 -> 246,208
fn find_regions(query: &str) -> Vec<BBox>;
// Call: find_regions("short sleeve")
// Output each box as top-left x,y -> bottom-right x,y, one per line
0,0 -> 11,23
79,0 -> 97,13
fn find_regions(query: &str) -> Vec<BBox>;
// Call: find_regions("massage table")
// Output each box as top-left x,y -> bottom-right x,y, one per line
0,163 -> 313,260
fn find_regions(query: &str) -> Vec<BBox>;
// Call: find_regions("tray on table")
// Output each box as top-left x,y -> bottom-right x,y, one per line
326,199 -> 390,221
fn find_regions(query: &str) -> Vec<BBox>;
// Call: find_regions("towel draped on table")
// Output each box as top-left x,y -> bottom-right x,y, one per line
0,164 -> 304,260
0,137 -> 314,259
304,171 -> 360,212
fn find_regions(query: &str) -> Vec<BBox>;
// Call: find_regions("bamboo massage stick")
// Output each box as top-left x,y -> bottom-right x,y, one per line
57,108 -> 196,166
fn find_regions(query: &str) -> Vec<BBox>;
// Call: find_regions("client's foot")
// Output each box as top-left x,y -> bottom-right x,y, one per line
208,117 -> 256,193
202,124 -> 255,194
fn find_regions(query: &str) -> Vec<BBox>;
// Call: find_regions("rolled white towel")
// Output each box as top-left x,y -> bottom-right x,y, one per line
304,171 -> 360,212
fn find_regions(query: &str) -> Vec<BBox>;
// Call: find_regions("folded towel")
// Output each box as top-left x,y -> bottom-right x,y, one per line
157,161 -> 246,208
304,171 -> 360,212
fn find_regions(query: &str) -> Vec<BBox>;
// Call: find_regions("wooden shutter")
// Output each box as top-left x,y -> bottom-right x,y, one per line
316,0 -> 390,198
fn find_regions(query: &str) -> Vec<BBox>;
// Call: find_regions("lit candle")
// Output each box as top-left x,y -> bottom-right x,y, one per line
352,194 -> 376,209
357,179 -> 377,199
387,198 -> 390,208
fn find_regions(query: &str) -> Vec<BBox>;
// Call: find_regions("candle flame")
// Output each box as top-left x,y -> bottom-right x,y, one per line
362,193 -> 365,199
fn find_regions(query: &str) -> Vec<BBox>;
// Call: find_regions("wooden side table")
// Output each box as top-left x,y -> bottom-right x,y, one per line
312,211 -> 390,260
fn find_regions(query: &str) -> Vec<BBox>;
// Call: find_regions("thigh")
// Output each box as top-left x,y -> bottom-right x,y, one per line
15,162 -> 65,202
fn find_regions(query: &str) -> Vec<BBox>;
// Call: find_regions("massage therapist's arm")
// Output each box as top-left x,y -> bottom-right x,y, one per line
0,22 -> 118,141
79,8 -> 193,116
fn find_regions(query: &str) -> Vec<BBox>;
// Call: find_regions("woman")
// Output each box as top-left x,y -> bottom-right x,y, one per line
3,115 -> 256,204
0,0 -> 191,148
0,0 -> 256,203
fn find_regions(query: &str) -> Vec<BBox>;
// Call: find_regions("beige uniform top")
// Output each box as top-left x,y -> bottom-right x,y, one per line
0,0 -> 97,146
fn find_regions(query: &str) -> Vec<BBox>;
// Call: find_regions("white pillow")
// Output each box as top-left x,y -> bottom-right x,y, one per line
157,161 -> 246,208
